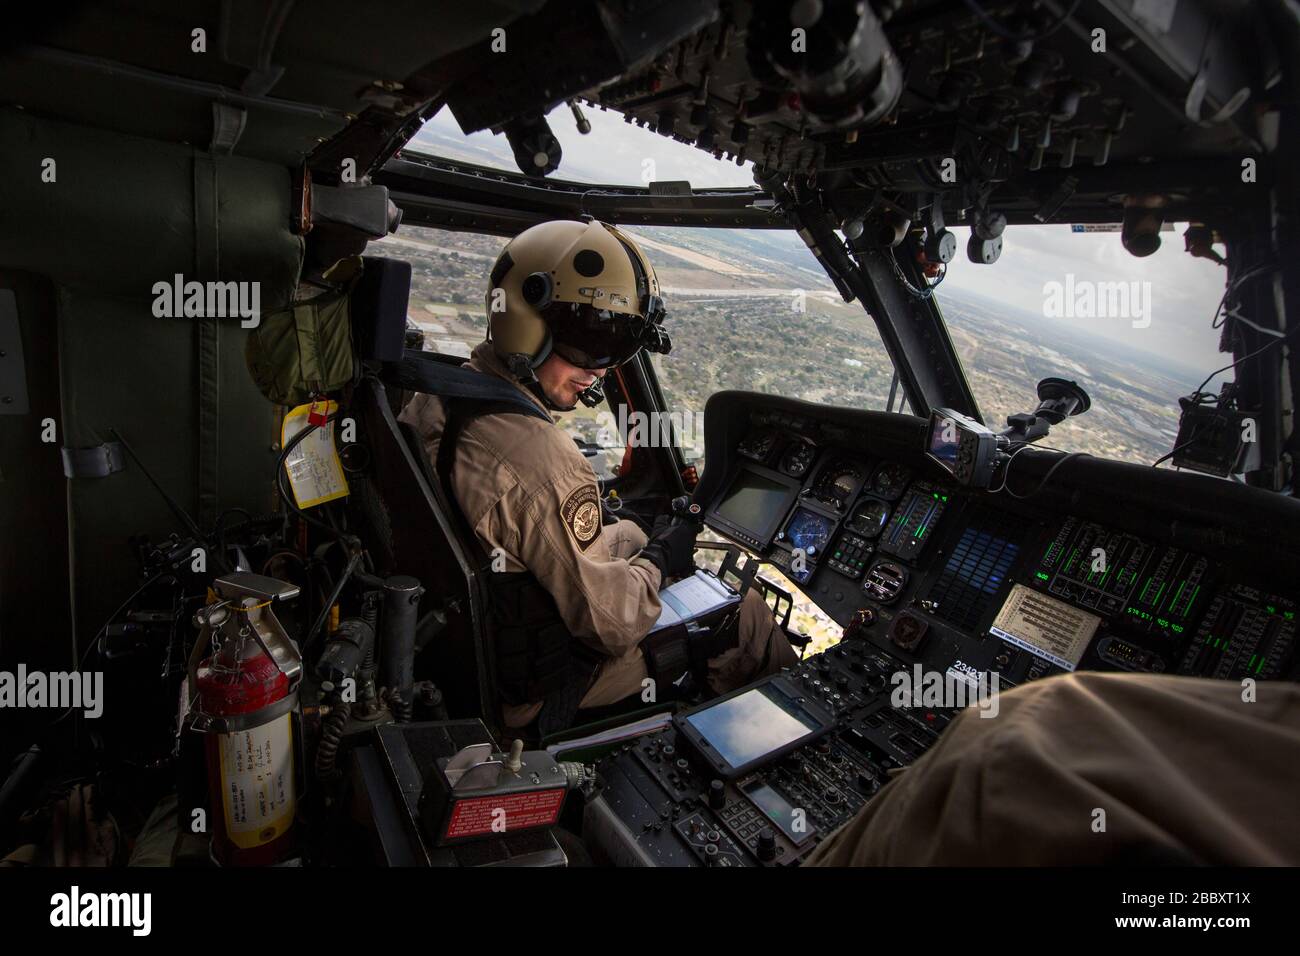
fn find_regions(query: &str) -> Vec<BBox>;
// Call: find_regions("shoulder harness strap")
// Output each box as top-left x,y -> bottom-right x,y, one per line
414,368 -> 599,737
386,349 -> 549,423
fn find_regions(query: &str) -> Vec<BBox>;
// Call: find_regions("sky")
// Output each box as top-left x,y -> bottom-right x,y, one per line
939,223 -> 1227,376
409,105 -> 1231,375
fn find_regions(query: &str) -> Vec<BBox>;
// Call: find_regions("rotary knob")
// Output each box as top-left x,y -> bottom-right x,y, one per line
709,779 -> 726,810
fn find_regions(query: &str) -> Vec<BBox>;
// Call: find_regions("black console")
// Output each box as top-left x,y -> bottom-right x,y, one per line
582,392 -> 1300,867
585,642 -> 948,866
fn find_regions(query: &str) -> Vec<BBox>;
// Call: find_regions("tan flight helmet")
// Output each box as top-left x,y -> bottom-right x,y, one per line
484,218 -> 670,390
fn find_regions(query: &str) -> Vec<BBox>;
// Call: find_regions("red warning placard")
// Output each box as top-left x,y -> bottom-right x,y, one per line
443,788 -> 567,839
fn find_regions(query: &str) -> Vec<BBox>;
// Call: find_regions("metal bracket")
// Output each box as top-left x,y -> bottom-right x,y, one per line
715,545 -> 760,597
753,575 -> 795,631
925,193 -> 946,235
1183,19 -> 1251,126
61,442 -> 125,478
1033,175 -> 1080,223
190,690 -> 299,734
213,572 -> 301,603
213,574 -> 302,682
210,102 -> 248,153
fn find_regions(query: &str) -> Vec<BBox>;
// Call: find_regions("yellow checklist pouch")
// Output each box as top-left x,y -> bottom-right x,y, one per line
281,399 -> 349,508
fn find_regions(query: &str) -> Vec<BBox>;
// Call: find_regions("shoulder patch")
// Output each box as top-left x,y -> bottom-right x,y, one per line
560,484 -> 602,552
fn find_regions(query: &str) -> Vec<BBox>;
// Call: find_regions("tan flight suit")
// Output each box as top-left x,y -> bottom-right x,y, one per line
805,672 -> 1300,865
400,342 -> 797,729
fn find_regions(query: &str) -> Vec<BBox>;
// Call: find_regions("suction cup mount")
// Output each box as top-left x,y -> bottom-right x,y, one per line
998,377 -> 1092,446
1034,377 -> 1092,424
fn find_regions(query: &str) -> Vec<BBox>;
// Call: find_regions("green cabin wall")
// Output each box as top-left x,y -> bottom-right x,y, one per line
0,107 -> 302,675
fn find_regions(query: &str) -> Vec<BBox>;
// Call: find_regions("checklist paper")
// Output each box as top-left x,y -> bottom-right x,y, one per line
651,570 -> 741,632
281,400 -> 349,509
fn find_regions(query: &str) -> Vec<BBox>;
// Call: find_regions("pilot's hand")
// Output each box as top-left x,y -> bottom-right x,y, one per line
638,518 -> 699,580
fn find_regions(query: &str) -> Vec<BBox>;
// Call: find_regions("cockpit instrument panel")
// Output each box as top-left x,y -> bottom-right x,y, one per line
737,427 -> 778,463
598,395 -> 1300,869
846,497 -> 890,538
1034,517 -> 1211,630
809,457 -> 865,511
877,482 -> 949,561
779,438 -> 817,477
775,508 -> 837,583
869,462 -> 911,500
700,401 -> 1299,692
706,464 -> 803,552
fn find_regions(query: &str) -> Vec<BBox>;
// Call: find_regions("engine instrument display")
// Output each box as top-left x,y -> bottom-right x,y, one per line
1035,517 -> 1211,629
878,482 -> 950,560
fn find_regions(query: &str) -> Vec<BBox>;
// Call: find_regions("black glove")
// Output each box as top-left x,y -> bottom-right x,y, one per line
638,518 -> 699,580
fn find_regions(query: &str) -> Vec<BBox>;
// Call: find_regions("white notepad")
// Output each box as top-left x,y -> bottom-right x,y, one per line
651,570 -> 741,632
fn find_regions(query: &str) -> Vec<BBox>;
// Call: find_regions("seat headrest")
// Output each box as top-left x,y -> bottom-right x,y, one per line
352,256 -> 412,362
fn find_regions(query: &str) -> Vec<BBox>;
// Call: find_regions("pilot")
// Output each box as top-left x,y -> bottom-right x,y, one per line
400,218 -> 798,734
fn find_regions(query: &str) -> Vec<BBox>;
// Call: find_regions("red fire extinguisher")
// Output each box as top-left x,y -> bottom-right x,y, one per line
189,574 -> 303,866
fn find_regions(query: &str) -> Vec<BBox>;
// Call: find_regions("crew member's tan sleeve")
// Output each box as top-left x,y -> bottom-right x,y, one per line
804,672 -> 1300,866
502,453 -> 663,658
604,517 -> 649,560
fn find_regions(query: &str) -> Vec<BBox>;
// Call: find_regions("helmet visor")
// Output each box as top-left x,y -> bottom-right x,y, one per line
546,302 -> 671,369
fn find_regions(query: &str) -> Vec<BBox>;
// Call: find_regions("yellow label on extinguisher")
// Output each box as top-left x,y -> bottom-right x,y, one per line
217,713 -> 296,849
